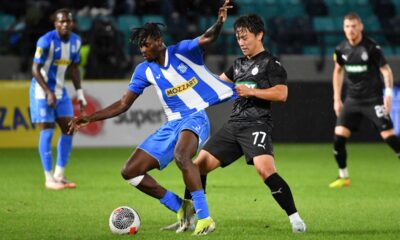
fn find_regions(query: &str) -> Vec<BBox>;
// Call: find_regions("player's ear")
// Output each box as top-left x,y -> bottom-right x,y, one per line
256,32 -> 263,41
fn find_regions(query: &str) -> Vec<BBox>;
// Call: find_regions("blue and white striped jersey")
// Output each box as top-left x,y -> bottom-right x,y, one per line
128,38 -> 235,121
31,30 -> 81,99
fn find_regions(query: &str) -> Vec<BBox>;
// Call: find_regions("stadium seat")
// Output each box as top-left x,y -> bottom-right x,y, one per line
304,0 -> 328,16
116,15 -> 141,32
0,14 -> 16,31
325,0 -> 350,17
75,16 -> 93,32
142,15 -> 166,25
279,0 -> 306,18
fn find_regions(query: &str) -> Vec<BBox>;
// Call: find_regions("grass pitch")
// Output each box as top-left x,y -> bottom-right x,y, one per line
1,144 -> 400,240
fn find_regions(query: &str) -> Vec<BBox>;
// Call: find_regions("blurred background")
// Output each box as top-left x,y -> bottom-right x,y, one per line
1,0 -> 400,147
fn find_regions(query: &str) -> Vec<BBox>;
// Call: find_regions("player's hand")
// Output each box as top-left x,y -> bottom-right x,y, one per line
46,91 -> 57,108
384,95 -> 392,115
77,89 -> 87,112
235,84 -> 254,98
218,0 -> 233,23
333,99 -> 343,117
68,116 -> 90,134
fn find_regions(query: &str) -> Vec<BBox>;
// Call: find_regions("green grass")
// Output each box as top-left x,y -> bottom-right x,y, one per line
1,144 -> 400,240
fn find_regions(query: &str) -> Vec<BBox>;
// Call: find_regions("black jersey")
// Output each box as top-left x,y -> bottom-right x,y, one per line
334,37 -> 387,101
225,51 -> 287,124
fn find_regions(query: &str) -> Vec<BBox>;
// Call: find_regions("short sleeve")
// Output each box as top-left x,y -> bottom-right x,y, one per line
174,38 -> 204,64
224,65 -> 234,81
267,58 -> 287,86
33,37 -> 50,64
370,44 -> 387,67
128,63 -> 151,95
333,47 -> 343,66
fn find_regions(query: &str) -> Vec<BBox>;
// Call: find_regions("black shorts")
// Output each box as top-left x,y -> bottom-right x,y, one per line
202,122 -> 273,167
336,98 -> 393,131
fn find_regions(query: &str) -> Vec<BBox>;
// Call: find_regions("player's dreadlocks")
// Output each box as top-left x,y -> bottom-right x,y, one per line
130,23 -> 164,47
234,14 -> 266,40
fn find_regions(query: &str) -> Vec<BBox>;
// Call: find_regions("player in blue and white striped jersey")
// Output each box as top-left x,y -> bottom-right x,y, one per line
69,0 -> 234,235
30,9 -> 87,190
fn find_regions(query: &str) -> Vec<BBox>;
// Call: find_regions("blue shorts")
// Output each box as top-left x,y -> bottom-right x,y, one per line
29,88 -> 73,123
138,110 -> 210,170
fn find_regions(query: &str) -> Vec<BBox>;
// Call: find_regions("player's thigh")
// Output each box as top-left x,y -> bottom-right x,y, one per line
236,123 -> 274,165
362,103 -> 394,132
253,154 -> 276,180
122,148 -> 160,178
202,122 -> 243,168
336,101 -> 362,134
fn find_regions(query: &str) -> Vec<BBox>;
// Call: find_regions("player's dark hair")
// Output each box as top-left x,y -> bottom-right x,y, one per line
344,12 -> 362,22
52,8 -> 72,22
130,22 -> 164,47
234,14 -> 266,39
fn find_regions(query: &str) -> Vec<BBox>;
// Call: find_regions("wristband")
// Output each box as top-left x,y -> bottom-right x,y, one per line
384,88 -> 393,97
77,89 -> 87,106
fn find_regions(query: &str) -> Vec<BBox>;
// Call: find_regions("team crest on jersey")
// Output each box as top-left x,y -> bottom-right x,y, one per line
177,63 -> 188,74
251,66 -> 259,75
361,51 -> 368,61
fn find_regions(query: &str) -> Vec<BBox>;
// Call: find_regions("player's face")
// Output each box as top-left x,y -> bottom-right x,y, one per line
54,12 -> 73,39
343,18 -> 363,42
139,37 -> 163,62
235,27 -> 263,57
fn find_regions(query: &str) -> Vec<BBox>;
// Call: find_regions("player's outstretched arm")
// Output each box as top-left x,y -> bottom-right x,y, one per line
235,84 -> 288,102
198,0 -> 233,48
68,90 -> 138,134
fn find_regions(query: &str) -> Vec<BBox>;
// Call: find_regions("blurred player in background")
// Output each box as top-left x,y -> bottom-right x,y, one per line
30,8 -> 87,190
164,14 -> 306,233
69,0 -> 234,235
330,12 -> 399,188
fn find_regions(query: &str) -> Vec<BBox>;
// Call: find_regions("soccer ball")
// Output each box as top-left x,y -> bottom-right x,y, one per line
109,206 -> 141,235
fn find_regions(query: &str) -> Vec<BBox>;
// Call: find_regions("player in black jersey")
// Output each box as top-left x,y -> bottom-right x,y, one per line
329,12 -> 399,188
162,14 -> 306,233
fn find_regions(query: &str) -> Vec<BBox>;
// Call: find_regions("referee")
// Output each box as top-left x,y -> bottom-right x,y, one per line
330,12 -> 400,188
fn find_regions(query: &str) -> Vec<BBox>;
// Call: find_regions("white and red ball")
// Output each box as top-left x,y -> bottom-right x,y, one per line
109,206 -> 141,235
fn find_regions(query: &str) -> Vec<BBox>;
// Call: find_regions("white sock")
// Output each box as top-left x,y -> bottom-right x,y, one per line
289,212 -> 302,223
339,168 -> 349,178
54,166 -> 65,179
44,171 -> 54,182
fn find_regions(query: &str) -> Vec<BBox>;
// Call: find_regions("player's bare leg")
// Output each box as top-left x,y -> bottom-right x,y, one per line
381,129 -> 400,158
254,155 -> 306,233
174,130 -> 214,235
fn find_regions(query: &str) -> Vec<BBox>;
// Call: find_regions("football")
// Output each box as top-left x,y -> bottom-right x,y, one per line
109,206 -> 141,235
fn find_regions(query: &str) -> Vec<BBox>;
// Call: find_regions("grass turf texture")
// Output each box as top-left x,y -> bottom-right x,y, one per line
1,144 -> 399,240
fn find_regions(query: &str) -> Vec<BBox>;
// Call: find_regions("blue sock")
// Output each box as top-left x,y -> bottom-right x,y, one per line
191,189 -> 210,219
56,134 -> 73,168
160,191 -> 183,213
38,129 -> 54,171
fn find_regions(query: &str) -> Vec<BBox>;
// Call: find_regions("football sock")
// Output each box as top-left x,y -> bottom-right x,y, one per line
184,175 -> 207,199
333,135 -> 347,168
265,173 -> 297,216
339,168 -> 349,178
191,189 -> 210,219
384,135 -> 400,158
56,134 -> 73,168
44,171 -> 54,182
289,212 -> 302,223
39,129 -> 54,172
160,191 -> 182,213
54,166 -> 65,179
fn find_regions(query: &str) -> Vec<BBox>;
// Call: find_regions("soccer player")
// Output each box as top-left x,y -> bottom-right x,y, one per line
330,12 -> 399,188
30,8 -> 87,190
164,14 -> 306,233
68,0 -> 234,235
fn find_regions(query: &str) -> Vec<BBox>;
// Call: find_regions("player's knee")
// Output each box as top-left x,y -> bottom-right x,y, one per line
174,151 -> 194,170
121,163 -> 142,180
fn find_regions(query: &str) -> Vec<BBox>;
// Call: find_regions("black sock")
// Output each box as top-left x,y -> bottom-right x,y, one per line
384,135 -> 400,158
184,175 -> 207,199
334,135 -> 347,168
264,173 -> 297,216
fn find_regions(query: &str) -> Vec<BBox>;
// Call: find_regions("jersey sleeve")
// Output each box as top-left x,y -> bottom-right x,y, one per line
333,47 -> 344,66
33,36 -> 50,64
370,44 -> 387,67
266,58 -> 287,86
174,38 -> 204,63
72,36 -> 82,64
224,65 -> 234,81
128,63 -> 151,95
